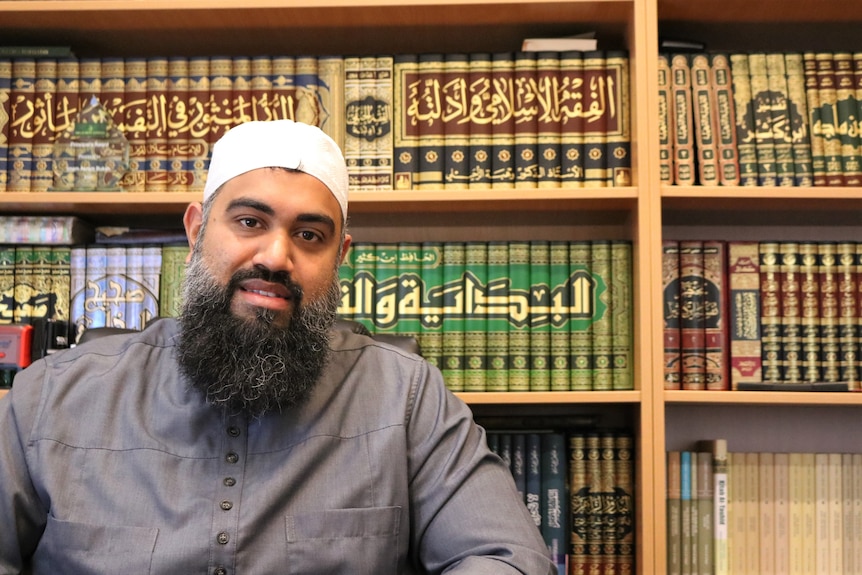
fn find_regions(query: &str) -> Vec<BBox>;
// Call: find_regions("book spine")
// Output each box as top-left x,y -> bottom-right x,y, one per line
442,52 -> 471,190
269,54 -> 294,123
799,242 -> 822,382
615,432 -> 635,575
690,53 -> 720,186
783,53 -> 815,186
485,241 -> 509,391
803,52 -> 828,186
123,57 -> 148,192
827,453 -> 844,574
513,51 -> 539,188
834,52 -> 862,185
342,56 -> 362,190
663,240 -> 682,389
549,241 -> 571,391
101,56 -> 126,166
467,52 -> 492,189
419,241 -> 444,369
463,242 -> 488,392
670,54 -> 695,185
801,453 -> 817,574
83,245 -> 108,329
158,245 -> 187,318
31,58 -> 57,193
490,51 -> 516,189
658,53 -> 675,184
535,51 -> 561,188
728,241 -> 762,389
709,53 -> 740,185
703,240 -> 729,390
696,451 -> 714,575
774,452 -> 790,575
416,53 -> 447,190
598,432 -> 617,574
582,51 -> 608,188
605,50 -> 632,187
541,432 -> 567,575
441,241 -> 466,392
373,242 -> 400,336
529,240 -> 551,391
166,56 -> 189,192
526,433 -> 543,531
124,245 -> 144,329
360,55 -> 382,190
729,53 -> 759,186
570,433 -> 589,575
760,241 -> 784,383
141,245 -> 161,328
318,55 -> 346,159
585,432 -> 603,575
0,59 -> 11,192
836,242 -> 859,387
667,451 -> 683,575
145,57 -> 169,192
8,58 -> 35,192
789,452 -> 805,574
559,50 -> 585,188
815,52 -> 846,186
230,55 -> 251,127
815,452 -> 831,574
393,53 -> 419,190
104,245 -> 127,328
292,55 -> 321,128
818,242 -> 840,383
779,242 -> 803,383
765,52 -> 795,186
10,246 -> 32,324
743,451 -> 761,575
394,241 -> 424,342
760,451 -> 776,575
841,453 -> 854,574
679,240 -> 706,390
511,433 -> 526,503
748,53 -> 778,186
507,240 -> 531,391
49,246 -> 71,323
610,240 -> 634,390
249,55 -> 273,123
186,56 -> 210,193
569,240 -> 593,390
590,240 -> 613,391
69,246 -> 87,341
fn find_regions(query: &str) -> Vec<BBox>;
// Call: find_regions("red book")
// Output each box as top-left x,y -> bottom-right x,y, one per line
679,240 -> 706,390
703,240 -> 729,390
662,240 -> 682,389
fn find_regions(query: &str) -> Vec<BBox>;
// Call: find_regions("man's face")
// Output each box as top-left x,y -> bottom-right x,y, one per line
184,167 -> 351,326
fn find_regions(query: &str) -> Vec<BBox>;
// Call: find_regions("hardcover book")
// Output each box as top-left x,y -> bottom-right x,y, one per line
729,53 -> 759,186
658,53 -> 675,184
728,241 -> 762,389
709,53 -> 740,186
703,240 -> 729,390
690,53 -> 720,186
765,53 -> 795,186
783,53 -> 815,186
759,241 -> 783,383
529,240 -> 551,391
748,53 -> 778,186
670,53 -> 695,185
679,240 -> 706,390
803,52 -> 828,186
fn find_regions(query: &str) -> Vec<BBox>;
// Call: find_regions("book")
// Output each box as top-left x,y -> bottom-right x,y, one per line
679,240 -> 706,390
419,241 -> 444,369
662,240 -> 682,389
549,241 -> 571,391
690,53 -> 720,186
123,57 -> 148,192
249,55 -> 273,123
490,51 -> 515,189
8,58 -> 35,192
485,241 -> 510,392
441,241 -> 466,392
697,439 -> 728,575
765,53 -> 795,186
818,242 -> 840,383
535,51 -> 561,188
568,241 -> 593,391
702,240 -> 728,390
803,52 -> 828,186
670,53 -> 695,185
760,451 -> 776,575
667,451 -> 683,575
582,50 -> 608,188
748,52 -> 778,186
658,53 -> 675,184
511,433 -> 526,502
166,56 -> 189,192
342,55 -> 364,190
680,451 -> 694,575
696,451 -> 714,575
158,244 -> 187,318
392,53 -> 419,190
31,58 -> 57,193
0,45 -> 73,58
507,241 -> 531,391
834,52 -> 862,185
798,242 -> 821,383
541,432 -> 567,575
590,240 -> 613,390
570,432 -> 589,575
526,433 -> 543,530
0,215 -> 94,245
615,432 -> 636,575
49,246 -> 71,323
0,59 -> 11,193
105,245 -> 127,328
558,50 -> 585,188
319,54 -> 347,162
783,53 -> 815,186
145,56 -> 169,191
394,241 -> 424,344
610,240 -> 634,390
836,242 -> 859,387
605,50 -> 632,187
186,56 -> 210,192
441,52 -> 471,190
774,452 -> 791,575
709,53 -> 740,186
727,241 -> 761,389
779,242 -> 803,383
529,240 -> 551,391
815,52 -> 845,186
521,35 -> 598,52
467,52 -> 493,189
513,51 -> 539,188
759,241 -> 783,383
463,242 -> 487,392
729,53 -> 759,186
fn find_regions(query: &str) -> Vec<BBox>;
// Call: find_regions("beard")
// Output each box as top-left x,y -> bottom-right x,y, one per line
176,251 -> 341,417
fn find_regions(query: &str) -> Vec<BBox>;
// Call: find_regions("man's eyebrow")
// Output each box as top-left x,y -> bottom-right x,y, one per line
225,197 -> 275,216
296,213 -> 336,233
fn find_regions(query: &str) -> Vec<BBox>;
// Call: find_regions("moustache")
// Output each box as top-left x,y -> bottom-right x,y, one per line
227,266 -> 304,302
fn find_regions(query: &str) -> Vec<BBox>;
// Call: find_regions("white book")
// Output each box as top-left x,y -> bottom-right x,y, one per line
827,453 -> 843,575
773,453 -> 790,575
521,35 -> 597,52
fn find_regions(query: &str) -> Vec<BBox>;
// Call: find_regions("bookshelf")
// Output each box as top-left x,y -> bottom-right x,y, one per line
3,0 -> 861,573
649,0 -> 862,573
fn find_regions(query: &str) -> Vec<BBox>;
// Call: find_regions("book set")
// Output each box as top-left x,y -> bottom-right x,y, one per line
488,427 -> 635,575
667,439 -> 862,575
662,239 -> 861,391
0,50 -> 631,195
659,50 -> 862,187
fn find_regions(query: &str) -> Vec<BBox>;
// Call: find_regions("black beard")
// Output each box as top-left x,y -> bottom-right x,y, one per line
176,253 -> 340,417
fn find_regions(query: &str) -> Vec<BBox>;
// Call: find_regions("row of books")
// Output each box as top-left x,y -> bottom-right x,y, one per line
0,50 -> 631,194
488,428 -> 635,575
339,239 -> 634,393
659,50 -> 862,187
667,440 -> 862,575
662,240 -> 862,391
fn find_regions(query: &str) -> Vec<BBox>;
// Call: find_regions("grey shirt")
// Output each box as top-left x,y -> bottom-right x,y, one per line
0,318 -> 554,575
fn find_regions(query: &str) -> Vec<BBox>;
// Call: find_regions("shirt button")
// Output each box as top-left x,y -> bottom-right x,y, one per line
225,452 -> 239,464
227,426 -> 240,437
220,500 -> 233,511
214,568 -> 227,575
217,531 -> 230,545
224,477 -> 236,487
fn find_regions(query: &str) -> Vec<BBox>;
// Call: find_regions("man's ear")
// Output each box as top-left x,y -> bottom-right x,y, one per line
183,202 -> 204,263
339,234 -> 353,265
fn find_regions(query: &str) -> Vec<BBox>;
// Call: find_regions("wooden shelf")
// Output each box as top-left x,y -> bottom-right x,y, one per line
664,390 -> 862,406
459,390 -> 641,404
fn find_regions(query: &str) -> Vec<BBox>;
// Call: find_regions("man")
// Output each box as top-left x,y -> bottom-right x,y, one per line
0,120 -> 555,574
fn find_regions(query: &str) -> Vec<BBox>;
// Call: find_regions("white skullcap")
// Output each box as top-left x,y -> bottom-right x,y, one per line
203,120 -> 349,220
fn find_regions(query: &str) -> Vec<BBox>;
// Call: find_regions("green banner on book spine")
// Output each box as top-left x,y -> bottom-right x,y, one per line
485,241 -> 510,391
463,242 -> 487,392
395,242 -> 424,341
590,240 -> 613,390
373,242 -> 400,336
611,240 -> 634,390
529,240 -> 551,391
346,241 -> 377,334
441,242 -> 465,392
549,241 -> 570,391
569,240 -> 593,391
419,242 -> 443,368
507,241 -> 531,391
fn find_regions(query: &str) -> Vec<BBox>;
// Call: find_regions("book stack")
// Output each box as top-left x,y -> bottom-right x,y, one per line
659,50 -> 862,187
662,239 -> 861,391
667,440 -> 862,575
0,51 -> 632,194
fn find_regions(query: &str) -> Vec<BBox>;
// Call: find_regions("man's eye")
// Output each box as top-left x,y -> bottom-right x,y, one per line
239,217 -> 260,228
299,230 -> 321,242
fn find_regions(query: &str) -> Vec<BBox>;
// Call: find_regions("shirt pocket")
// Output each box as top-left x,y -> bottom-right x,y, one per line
33,515 -> 158,575
285,506 -> 401,575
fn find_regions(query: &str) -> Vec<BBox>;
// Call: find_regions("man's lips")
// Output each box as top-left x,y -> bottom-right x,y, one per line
238,279 -> 294,300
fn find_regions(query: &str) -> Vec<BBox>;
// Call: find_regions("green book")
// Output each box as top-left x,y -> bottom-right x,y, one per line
336,241 -> 355,322
463,241 -> 487,392
569,240 -> 593,391
441,242 -> 466,392
833,52 -> 862,185
485,241 -> 510,392
159,244 -> 188,319
395,241 -> 424,342
529,240 -> 551,391
49,246 -> 71,323
419,242 -> 444,368
783,53 -> 815,186
590,240 -> 613,391
373,242 -> 400,336
611,240 -> 634,390
349,241 -> 377,334
549,241 -> 571,391
507,241 -> 531,391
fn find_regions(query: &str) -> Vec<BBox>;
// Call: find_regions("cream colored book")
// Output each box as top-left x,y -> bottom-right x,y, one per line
696,439 -> 729,575
815,452 -> 831,574
841,453 -> 854,575
801,452 -> 817,574
773,453 -> 791,575
744,451 -> 761,575
728,451 -> 747,575
827,453 -> 843,575
853,454 -> 862,575
759,451 -> 776,575
788,452 -> 804,575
